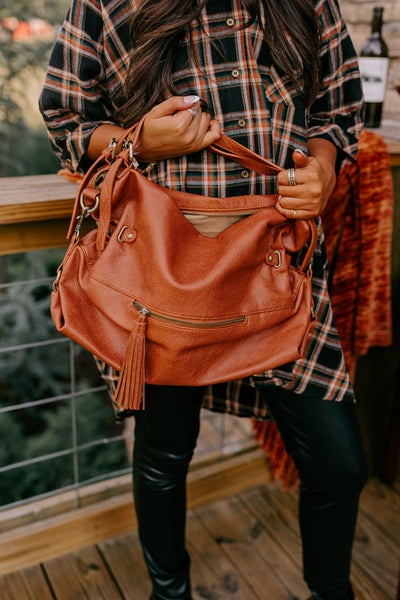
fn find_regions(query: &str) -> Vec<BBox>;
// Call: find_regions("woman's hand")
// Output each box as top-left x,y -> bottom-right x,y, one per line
276,138 -> 337,220
134,96 -> 221,162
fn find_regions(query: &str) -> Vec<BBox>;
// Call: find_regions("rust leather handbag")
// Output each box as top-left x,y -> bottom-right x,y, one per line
51,119 -> 317,411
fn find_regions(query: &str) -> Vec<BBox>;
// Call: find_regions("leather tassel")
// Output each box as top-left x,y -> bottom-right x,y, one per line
113,310 -> 148,411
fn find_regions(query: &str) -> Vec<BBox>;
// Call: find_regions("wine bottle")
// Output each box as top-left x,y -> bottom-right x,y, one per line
359,7 -> 389,128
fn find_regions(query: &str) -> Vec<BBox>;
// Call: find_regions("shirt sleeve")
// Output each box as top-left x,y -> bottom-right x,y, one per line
39,0 -> 116,171
307,0 -> 364,164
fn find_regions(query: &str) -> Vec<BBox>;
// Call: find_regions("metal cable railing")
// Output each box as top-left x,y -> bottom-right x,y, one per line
0,255 -> 255,514
0,269 -> 131,511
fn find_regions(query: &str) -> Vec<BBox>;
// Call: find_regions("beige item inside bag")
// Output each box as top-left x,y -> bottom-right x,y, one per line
183,213 -> 248,237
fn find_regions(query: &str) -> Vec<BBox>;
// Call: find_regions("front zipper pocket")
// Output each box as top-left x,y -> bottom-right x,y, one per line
132,301 -> 245,328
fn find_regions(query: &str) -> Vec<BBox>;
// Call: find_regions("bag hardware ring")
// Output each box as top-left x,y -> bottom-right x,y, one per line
80,193 -> 100,214
74,194 -> 100,238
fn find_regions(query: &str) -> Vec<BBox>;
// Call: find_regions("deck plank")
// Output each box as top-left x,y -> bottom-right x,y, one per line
0,478 -> 397,599
353,511 -> 399,598
98,531 -> 152,600
359,478 -> 400,544
239,483 -> 302,565
186,511 -> 262,600
99,509 -> 262,600
195,493 -> 309,598
43,545 -> 123,600
0,565 -> 54,600
240,483 -> 393,600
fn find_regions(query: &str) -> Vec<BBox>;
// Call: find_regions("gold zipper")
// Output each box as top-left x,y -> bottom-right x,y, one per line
132,301 -> 245,328
181,209 -> 260,216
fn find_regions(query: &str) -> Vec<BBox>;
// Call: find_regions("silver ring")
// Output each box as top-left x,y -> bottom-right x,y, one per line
292,209 -> 297,219
187,106 -> 198,118
288,168 -> 297,186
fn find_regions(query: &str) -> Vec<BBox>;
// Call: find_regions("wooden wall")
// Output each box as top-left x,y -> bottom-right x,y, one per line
341,0 -> 400,119
342,0 -> 400,53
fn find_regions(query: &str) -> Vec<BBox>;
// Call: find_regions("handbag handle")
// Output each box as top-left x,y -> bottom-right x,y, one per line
68,115 -> 284,242
118,117 -> 283,177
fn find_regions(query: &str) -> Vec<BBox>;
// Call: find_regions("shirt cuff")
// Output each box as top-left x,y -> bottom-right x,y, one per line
62,120 -> 116,172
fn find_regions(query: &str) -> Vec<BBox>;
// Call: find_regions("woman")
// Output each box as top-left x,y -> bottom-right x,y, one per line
40,1 -> 368,598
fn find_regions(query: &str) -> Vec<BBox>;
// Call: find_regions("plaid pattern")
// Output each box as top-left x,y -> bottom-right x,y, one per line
40,0 -> 364,416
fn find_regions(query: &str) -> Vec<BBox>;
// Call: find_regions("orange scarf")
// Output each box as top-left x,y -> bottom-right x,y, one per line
254,129 -> 393,487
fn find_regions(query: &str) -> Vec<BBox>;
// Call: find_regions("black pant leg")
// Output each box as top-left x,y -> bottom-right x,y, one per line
133,384 -> 203,600
259,387 -> 368,600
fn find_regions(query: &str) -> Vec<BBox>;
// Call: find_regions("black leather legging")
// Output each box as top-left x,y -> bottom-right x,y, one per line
133,384 -> 368,600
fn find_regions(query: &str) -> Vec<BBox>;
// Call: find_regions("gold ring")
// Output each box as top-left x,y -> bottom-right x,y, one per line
293,209 -> 297,219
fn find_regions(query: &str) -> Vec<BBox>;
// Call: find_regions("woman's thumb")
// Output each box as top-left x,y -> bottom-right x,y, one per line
292,149 -> 309,168
151,95 -> 200,117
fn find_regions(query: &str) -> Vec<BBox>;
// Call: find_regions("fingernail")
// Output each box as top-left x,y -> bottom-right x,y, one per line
295,149 -> 306,156
184,95 -> 200,104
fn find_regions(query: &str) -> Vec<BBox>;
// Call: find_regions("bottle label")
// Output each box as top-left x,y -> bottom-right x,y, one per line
358,57 -> 389,102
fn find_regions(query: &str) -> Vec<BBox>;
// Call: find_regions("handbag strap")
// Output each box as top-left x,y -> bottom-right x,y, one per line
68,115 -> 283,243
299,218 -> 318,273
119,118 -> 283,177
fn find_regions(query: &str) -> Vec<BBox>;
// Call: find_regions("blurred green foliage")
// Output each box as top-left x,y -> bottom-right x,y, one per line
0,0 -> 70,175
0,0 -> 70,24
0,249 -> 131,507
0,0 -> 131,508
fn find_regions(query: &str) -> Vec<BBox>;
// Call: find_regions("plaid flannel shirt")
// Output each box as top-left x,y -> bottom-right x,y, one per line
40,0 -> 364,418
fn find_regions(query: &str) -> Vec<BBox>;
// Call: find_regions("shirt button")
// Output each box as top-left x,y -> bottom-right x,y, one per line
238,118 -> 246,128
241,170 -> 250,179
231,68 -> 240,78
226,17 -> 235,27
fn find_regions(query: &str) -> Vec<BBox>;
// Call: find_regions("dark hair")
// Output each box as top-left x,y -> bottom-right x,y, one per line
115,0 -> 322,126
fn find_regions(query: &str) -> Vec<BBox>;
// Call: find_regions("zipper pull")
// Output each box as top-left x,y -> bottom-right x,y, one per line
133,300 -> 151,317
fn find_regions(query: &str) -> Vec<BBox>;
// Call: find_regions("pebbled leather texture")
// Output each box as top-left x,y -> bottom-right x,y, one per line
52,122 -> 317,411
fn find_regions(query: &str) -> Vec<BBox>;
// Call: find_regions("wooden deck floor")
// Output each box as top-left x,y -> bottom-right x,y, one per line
0,476 -> 398,600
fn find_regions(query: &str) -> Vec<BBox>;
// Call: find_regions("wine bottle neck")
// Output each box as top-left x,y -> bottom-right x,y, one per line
371,8 -> 383,34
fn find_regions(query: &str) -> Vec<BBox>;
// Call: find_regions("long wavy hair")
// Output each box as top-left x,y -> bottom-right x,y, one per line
115,0 -> 322,126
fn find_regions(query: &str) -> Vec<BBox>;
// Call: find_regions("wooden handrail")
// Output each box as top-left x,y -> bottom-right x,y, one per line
0,174 -> 79,255
0,175 -> 79,225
